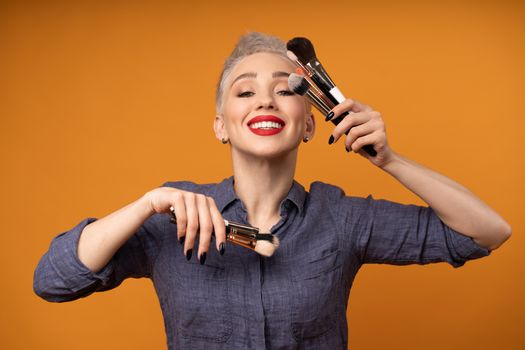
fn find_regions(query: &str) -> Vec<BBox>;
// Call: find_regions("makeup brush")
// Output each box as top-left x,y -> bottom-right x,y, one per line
287,37 -> 377,157
287,38 -> 345,103
169,206 -> 280,257
287,50 -> 338,106
288,73 -> 331,115
295,67 -> 334,108
288,73 -> 377,156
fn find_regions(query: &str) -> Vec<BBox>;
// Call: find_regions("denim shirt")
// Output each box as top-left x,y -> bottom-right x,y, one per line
34,177 -> 490,349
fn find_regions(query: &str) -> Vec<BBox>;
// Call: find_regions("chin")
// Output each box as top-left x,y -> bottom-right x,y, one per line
239,144 -> 298,160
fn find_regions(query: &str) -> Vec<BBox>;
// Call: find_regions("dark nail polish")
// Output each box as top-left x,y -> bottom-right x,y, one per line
186,249 -> 193,261
170,217 -> 176,224
219,243 -> 225,256
179,236 -> 185,245
325,111 -> 334,121
345,146 -> 351,153
199,252 -> 207,265
328,135 -> 334,145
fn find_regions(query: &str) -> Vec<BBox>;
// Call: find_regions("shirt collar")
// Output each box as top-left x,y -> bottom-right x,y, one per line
214,176 -> 306,214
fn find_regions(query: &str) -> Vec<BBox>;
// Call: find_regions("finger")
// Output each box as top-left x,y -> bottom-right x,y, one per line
331,112 -> 371,143
328,99 -> 372,121
207,197 -> 226,254
327,98 -> 356,121
196,194 -> 213,264
338,110 -> 384,143
172,192 -> 187,244
344,122 -> 377,152
351,130 -> 383,154
351,111 -> 386,151
351,100 -> 373,113
183,193 -> 198,259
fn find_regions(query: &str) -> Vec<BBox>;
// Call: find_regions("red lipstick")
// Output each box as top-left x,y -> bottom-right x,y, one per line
247,115 -> 285,136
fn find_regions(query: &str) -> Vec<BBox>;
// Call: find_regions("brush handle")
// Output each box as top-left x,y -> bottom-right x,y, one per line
169,207 -> 269,239
308,73 -> 377,156
169,214 -> 259,251
332,113 -> 377,157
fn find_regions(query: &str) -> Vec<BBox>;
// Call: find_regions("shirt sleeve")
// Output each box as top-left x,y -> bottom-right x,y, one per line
341,195 -> 491,268
33,216 -> 155,302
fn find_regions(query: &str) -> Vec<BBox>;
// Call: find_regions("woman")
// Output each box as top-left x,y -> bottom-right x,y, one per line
34,32 -> 511,349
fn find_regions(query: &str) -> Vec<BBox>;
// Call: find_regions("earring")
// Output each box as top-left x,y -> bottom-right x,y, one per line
221,137 -> 229,144
303,136 -> 310,143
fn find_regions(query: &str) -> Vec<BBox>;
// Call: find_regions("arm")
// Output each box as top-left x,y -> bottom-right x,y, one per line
34,185 -> 227,302
379,153 -> 511,250
33,196 -> 157,302
79,187 -> 227,273
328,99 -> 511,251
77,195 -> 154,272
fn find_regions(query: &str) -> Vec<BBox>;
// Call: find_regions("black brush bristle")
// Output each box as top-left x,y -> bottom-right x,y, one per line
288,73 -> 309,96
286,37 -> 317,64
255,233 -> 273,241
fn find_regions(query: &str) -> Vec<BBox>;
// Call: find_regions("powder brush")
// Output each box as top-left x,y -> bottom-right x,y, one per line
288,72 -> 377,156
169,206 -> 280,257
287,37 -> 344,103
287,37 -> 377,157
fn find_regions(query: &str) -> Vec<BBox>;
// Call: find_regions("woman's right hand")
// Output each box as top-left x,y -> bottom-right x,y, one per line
144,187 -> 227,263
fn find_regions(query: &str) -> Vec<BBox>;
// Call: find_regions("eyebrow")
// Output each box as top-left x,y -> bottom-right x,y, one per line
272,71 -> 290,79
230,71 -> 290,87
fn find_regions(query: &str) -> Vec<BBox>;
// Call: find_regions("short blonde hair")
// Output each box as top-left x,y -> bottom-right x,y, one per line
215,32 -> 288,113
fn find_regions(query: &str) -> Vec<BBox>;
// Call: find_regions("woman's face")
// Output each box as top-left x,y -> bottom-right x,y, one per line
217,52 -> 313,159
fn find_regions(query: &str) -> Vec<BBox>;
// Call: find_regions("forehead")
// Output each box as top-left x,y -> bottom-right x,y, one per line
228,52 -> 295,82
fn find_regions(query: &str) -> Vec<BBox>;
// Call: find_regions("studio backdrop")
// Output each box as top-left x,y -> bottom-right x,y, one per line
1,1 -> 524,349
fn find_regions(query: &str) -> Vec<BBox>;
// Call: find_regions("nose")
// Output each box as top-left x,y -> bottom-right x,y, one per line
256,92 -> 276,110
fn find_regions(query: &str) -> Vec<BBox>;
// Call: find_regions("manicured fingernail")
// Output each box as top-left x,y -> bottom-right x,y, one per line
328,135 -> 334,145
186,249 -> 193,261
179,236 -> 185,245
325,111 -> 334,121
345,146 -> 351,153
219,243 -> 225,256
170,217 -> 176,224
199,252 -> 207,265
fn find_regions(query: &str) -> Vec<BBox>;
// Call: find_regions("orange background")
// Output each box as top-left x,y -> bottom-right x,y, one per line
1,0 -> 524,349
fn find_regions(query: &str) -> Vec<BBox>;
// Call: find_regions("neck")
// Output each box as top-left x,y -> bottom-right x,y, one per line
230,148 -> 297,230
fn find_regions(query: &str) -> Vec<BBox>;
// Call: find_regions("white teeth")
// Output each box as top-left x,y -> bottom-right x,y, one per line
250,121 -> 283,129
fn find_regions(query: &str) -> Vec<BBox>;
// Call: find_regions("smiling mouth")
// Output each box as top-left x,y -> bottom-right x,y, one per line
247,116 -> 285,136
249,121 -> 284,130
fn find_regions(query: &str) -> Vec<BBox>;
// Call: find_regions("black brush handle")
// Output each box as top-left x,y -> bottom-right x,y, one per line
310,73 -> 377,156
332,113 -> 377,157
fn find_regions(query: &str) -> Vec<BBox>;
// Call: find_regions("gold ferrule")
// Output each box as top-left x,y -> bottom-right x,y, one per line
226,233 -> 256,249
225,221 -> 259,250
168,210 -> 262,251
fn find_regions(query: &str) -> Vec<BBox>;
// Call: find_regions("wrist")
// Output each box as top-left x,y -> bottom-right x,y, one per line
378,150 -> 403,172
139,191 -> 157,217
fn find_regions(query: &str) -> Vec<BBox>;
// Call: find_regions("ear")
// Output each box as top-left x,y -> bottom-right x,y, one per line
214,114 -> 227,141
305,112 -> 316,139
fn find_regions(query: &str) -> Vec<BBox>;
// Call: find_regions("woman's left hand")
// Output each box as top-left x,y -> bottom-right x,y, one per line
328,99 -> 395,168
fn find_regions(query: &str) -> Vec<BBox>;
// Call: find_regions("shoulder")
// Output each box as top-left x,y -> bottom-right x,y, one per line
305,181 -> 374,223
309,181 -> 346,197
308,180 -> 370,205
